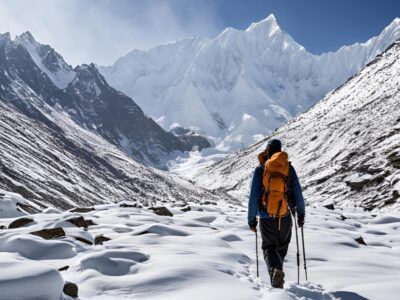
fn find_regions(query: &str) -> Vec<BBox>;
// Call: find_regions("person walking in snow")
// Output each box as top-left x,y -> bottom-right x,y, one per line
248,139 -> 305,288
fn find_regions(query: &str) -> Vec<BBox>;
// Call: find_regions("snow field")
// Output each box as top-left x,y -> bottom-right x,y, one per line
0,198 -> 399,299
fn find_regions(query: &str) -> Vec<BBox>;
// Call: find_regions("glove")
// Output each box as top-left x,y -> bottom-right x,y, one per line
249,218 -> 258,232
297,214 -> 305,227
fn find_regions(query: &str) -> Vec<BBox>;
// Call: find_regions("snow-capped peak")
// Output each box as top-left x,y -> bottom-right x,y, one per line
246,14 -> 280,35
16,31 -> 36,44
0,32 -> 11,43
14,31 -> 75,89
100,16 -> 400,152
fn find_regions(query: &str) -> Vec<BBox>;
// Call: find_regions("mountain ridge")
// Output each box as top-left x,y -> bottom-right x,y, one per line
191,39 -> 400,211
100,15 -> 400,151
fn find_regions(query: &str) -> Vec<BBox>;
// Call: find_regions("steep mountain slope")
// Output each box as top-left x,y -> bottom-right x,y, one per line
192,41 -> 400,212
1,31 -> 204,167
14,31 -> 75,89
0,32 -> 233,210
100,15 -> 400,151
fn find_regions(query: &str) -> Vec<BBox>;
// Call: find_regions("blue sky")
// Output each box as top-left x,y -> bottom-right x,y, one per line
0,0 -> 398,65
216,0 -> 400,54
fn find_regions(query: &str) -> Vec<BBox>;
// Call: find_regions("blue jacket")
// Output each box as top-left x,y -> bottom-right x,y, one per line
247,163 -> 305,227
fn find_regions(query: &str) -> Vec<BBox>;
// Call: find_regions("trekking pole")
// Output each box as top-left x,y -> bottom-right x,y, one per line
292,209 -> 300,285
255,227 -> 259,277
301,226 -> 308,281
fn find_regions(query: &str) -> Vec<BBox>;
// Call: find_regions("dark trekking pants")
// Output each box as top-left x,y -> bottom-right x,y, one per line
259,215 -> 292,279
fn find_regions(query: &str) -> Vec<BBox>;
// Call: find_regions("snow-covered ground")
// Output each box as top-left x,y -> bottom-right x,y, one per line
1,189 -> 399,300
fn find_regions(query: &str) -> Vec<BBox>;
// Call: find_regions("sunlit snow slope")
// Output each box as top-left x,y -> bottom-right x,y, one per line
193,41 -> 400,212
100,15 -> 400,151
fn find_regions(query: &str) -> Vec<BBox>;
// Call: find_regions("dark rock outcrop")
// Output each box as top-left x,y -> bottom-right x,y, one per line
8,217 -> 34,229
73,236 -> 93,245
170,126 -> 211,151
70,207 -> 95,213
30,227 -> 65,239
149,206 -> 173,217
58,266 -> 69,271
63,282 -> 78,298
67,216 -> 96,228
323,204 -> 335,210
181,206 -> 192,212
94,235 -> 111,245
355,236 -> 367,246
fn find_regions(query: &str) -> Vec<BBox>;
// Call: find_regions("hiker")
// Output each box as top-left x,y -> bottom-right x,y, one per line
248,139 -> 305,288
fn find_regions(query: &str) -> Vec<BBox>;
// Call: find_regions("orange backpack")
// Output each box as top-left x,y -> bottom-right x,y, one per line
261,151 -> 290,224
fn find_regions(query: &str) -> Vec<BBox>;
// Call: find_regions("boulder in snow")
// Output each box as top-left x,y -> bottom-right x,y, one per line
324,204 -> 335,210
63,281 -> 79,298
73,236 -> 93,245
70,207 -> 95,213
181,206 -> 192,212
58,266 -> 69,271
149,206 -> 173,217
67,216 -> 96,228
8,217 -> 34,229
30,227 -> 65,239
355,236 -> 367,246
95,235 -> 111,245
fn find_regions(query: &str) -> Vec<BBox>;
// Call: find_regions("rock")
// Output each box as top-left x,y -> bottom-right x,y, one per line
387,151 -> 400,169
324,204 -> 335,210
339,214 -> 348,221
8,217 -> 34,229
58,266 -> 69,271
73,236 -> 93,245
94,235 -> 111,245
30,227 -> 65,239
0,225 -> 6,230
67,216 -> 97,228
63,281 -> 78,298
346,172 -> 387,190
202,201 -> 217,206
70,207 -> 94,213
119,202 -> 142,208
181,206 -> 191,212
85,219 -> 97,226
16,202 -> 41,214
149,206 -> 173,217
355,236 -> 367,246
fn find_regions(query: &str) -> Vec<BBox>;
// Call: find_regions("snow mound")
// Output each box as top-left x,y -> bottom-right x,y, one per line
134,224 -> 189,236
0,234 -> 76,260
0,253 -> 64,299
0,190 -> 28,218
80,249 -> 149,276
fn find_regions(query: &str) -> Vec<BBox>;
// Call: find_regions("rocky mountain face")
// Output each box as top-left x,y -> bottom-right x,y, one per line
57,63 -> 192,166
0,32 -> 228,210
192,40 -> 400,212
100,15 -> 400,151
1,31 -> 208,167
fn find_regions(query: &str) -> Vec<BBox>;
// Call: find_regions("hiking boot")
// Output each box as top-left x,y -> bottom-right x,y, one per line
272,268 -> 285,288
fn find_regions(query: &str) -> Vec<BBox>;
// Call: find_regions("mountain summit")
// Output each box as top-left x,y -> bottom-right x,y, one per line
100,16 -> 400,151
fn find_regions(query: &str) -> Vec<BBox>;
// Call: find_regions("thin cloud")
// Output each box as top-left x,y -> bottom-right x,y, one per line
0,0 -> 223,66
